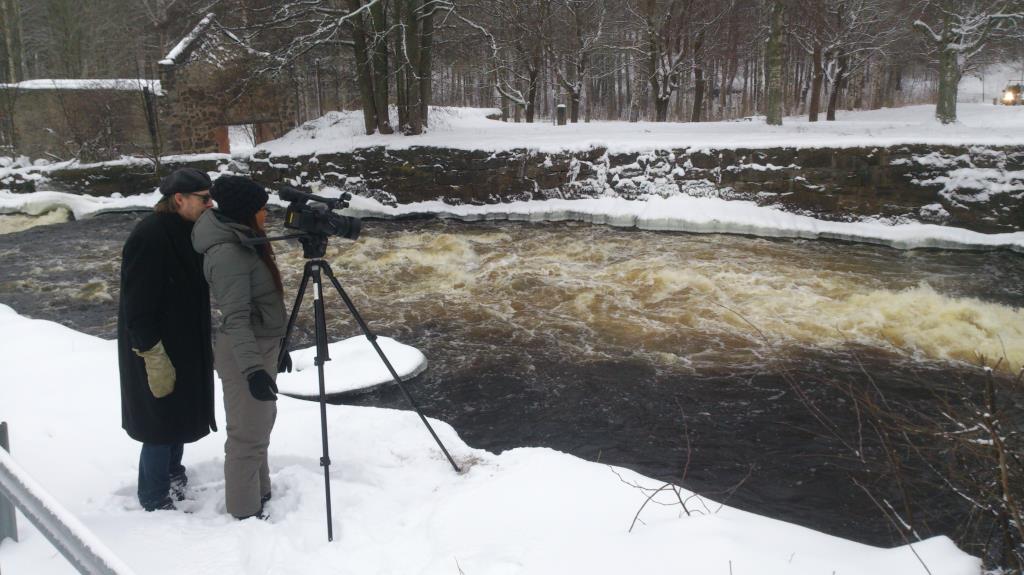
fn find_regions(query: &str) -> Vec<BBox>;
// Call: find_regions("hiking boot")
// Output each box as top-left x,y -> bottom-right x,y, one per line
236,505 -> 269,521
170,472 -> 189,502
144,497 -> 176,512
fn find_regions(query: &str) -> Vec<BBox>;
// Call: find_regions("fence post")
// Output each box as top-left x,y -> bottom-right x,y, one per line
0,422 -> 16,543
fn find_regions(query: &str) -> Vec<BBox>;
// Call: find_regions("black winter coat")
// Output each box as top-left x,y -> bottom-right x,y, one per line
118,212 -> 217,444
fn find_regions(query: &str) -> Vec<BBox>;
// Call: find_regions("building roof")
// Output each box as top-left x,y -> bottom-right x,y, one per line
160,13 -> 217,66
0,79 -> 162,94
160,13 -> 269,67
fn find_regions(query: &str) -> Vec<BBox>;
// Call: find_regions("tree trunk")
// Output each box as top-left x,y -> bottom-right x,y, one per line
690,30 -> 705,122
369,0 -> 393,134
691,66 -> 704,122
624,51 -> 633,120
419,0 -> 434,128
740,58 -> 749,116
525,56 -> 540,122
0,0 -> 23,83
347,0 -> 378,134
853,64 -> 867,110
47,0 -> 84,78
765,0 -> 785,125
498,69 -> 509,121
655,95 -> 670,121
826,56 -> 846,121
393,0 -> 407,130
630,58 -> 646,122
808,45 -> 823,121
401,0 -> 422,134
936,44 -> 959,124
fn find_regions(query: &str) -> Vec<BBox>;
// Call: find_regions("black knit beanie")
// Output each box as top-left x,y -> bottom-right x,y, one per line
211,175 -> 269,223
159,167 -> 211,196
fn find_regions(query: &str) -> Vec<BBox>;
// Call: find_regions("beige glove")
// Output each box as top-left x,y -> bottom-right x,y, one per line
133,341 -> 176,398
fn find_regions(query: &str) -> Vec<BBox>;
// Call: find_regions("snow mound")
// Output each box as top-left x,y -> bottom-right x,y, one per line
276,335 -> 427,397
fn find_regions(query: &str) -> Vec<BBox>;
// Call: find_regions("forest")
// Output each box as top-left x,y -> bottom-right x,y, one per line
1,0 -> 1023,132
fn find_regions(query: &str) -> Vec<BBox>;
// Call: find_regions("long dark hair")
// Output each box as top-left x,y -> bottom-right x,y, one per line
245,212 -> 284,294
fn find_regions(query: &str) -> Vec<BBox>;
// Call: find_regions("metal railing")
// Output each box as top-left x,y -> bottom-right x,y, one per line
0,421 -> 137,575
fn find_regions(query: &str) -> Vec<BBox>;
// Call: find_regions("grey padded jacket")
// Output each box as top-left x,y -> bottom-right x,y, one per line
192,209 -> 287,377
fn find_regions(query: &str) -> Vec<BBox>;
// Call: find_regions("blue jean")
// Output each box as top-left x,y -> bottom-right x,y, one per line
138,443 -> 185,510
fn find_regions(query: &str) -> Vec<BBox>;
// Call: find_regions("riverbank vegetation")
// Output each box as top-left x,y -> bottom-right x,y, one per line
785,345 -> 1024,571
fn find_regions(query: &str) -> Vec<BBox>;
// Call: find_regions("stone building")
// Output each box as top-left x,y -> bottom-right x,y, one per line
0,79 -> 159,162
157,13 -> 298,155
0,13 -> 298,162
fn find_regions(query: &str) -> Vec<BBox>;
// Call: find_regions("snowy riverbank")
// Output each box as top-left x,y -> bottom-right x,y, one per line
0,304 -> 981,574
3,186 -> 1023,253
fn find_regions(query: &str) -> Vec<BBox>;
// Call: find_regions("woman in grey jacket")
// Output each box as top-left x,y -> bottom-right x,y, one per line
192,175 -> 290,520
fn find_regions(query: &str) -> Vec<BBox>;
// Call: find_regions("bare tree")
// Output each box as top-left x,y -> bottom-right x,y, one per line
547,0 -> 605,123
914,0 -> 1023,124
764,0 -> 785,125
0,0 -> 24,83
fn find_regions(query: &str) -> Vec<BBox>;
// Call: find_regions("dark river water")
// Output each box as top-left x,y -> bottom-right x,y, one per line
1,208 -> 1022,551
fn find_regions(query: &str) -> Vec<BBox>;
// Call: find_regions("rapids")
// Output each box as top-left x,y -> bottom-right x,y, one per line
1,210 -> 1021,548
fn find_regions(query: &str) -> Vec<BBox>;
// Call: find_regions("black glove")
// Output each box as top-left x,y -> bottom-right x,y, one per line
277,350 -> 292,374
247,370 -> 278,402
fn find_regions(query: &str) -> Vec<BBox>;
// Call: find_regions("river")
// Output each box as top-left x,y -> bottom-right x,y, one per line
1,208 -> 1022,549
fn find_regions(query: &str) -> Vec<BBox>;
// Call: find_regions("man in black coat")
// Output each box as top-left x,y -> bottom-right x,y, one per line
118,167 -> 218,511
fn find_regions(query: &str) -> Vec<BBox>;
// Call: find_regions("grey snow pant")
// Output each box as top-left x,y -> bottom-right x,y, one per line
214,334 -> 280,518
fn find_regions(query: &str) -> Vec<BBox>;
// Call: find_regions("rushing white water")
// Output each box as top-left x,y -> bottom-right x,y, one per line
0,207 -> 70,235
1,215 -> 1020,373
269,221 -> 1024,374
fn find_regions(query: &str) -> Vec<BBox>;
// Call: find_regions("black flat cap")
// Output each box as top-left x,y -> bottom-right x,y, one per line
159,167 -> 212,196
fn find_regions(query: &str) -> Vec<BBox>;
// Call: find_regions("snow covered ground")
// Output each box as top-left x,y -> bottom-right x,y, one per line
0,304 -> 982,574
256,103 -> 1024,156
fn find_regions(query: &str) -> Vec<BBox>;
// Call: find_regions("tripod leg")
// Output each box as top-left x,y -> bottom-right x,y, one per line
309,263 -> 335,542
319,262 -> 462,473
278,261 -> 313,369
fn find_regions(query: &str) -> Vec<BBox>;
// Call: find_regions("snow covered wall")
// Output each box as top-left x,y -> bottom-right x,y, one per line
6,141 -> 1019,233
248,142 -> 1024,233
3,105 -> 1023,232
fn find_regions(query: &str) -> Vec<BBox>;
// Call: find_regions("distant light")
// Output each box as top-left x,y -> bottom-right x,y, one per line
1003,91 -> 1015,103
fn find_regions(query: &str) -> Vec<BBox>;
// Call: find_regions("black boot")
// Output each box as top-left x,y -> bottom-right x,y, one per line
144,497 -> 176,512
170,472 -> 189,502
236,505 -> 269,521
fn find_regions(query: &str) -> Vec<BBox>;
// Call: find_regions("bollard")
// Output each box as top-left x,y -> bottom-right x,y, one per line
0,422 -> 16,543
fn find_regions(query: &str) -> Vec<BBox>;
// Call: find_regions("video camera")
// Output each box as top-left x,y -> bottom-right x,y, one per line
280,186 -> 362,241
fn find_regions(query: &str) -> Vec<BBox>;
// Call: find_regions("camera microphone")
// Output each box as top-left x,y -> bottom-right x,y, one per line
278,186 -> 353,210
278,186 -> 310,203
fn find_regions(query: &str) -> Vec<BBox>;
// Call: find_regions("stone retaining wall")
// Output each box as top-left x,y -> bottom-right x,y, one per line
10,144 -> 1023,233
248,144 -> 1024,233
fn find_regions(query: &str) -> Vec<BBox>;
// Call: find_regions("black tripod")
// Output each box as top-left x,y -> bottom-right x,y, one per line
274,235 -> 462,542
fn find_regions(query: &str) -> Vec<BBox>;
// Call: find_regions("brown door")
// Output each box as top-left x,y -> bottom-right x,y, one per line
254,122 -> 275,145
213,125 -> 229,153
